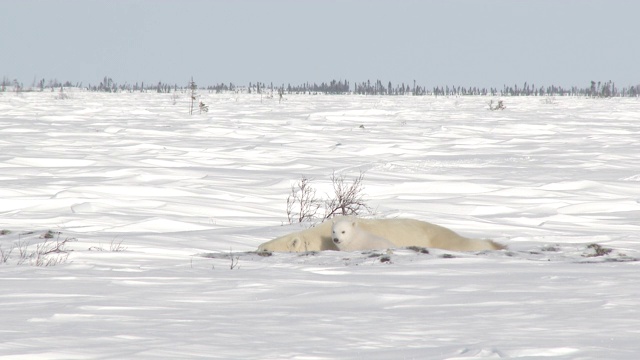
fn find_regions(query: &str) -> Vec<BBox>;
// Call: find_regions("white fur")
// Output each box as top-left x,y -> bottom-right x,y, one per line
257,216 -> 505,252
331,220 -> 395,251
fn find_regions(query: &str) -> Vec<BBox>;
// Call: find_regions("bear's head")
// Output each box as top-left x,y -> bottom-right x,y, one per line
331,220 -> 356,249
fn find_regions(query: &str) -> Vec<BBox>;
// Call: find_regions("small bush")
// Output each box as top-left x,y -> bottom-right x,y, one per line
0,245 -> 13,263
3,230 -> 76,266
286,171 -> 372,224
1,235 -> 75,266
286,176 -> 321,224
28,237 -> 75,266
584,243 -> 613,257
89,238 -> 127,252
488,100 -> 506,110
323,171 -> 372,219
229,248 -> 240,270
109,238 -> 127,252
199,101 -> 209,113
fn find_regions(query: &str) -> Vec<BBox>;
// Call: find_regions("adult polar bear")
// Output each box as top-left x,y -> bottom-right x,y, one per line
257,216 -> 505,252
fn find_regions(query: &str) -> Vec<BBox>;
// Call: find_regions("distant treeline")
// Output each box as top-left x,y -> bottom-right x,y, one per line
2,76 -> 639,97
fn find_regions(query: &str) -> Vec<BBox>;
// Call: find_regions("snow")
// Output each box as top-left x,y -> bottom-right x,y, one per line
1,91 -> 640,359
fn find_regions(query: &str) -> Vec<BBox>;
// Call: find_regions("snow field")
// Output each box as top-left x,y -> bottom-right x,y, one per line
1,91 -> 640,359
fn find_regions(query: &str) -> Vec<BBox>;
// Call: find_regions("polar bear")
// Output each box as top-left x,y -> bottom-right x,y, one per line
257,216 -> 505,252
332,219 -> 395,251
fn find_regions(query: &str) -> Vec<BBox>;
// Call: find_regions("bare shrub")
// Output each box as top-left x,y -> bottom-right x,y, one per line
323,171 -> 372,219
31,236 -> 75,266
0,245 -> 13,264
584,243 -> 613,257
286,176 -> 321,224
286,171 -> 372,224
229,248 -> 240,270
14,235 -> 75,266
488,99 -> 506,110
89,238 -> 127,252
110,238 -> 127,252
16,238 -> 29,261
199,101 -> 209,113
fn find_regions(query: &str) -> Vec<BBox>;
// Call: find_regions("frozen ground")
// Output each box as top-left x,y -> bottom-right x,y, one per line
1,91 -> 639,359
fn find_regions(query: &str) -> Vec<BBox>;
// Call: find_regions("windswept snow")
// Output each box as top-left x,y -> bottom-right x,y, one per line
1,91 -> 640,359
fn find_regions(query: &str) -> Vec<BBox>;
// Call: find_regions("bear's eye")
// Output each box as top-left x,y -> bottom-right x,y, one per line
341,231 -> 345,234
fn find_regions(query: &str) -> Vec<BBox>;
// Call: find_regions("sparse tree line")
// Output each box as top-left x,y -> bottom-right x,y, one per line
2,75 -> 639,97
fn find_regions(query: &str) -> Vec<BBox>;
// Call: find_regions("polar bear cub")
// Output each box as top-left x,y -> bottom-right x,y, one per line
332,219 -> 395,251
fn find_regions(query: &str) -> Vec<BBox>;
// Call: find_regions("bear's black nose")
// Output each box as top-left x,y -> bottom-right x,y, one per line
333,238 -> 340,244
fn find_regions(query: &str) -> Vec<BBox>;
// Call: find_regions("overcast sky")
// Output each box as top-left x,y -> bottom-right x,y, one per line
1,0 -> 638,89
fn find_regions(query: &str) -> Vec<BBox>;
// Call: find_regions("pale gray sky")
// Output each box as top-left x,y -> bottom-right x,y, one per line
1,0 -> 638,89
